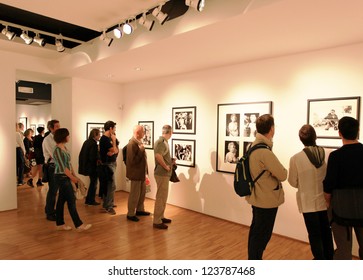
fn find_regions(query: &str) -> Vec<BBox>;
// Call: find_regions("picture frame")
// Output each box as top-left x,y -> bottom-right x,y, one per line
216,101 -> 272,173
138,121 -> 154,149
172,106 -> 196,134
172,139 -> 196,167
30,124 -> 36,133
19,117 -> 27,130
86,122 -> 105,139
307,96 -> 361,139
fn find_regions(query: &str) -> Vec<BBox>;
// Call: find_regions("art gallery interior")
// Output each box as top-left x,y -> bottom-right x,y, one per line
1,0 -> 363,257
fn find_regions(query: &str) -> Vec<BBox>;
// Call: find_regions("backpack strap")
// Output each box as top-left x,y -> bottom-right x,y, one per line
248,144 -> 270,184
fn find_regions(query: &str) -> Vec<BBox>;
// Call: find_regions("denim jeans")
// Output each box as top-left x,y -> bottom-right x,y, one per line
85,173 -> 98,204
102,162 -> 116,210
45,164 -> 58,217
54,174 -> 83,228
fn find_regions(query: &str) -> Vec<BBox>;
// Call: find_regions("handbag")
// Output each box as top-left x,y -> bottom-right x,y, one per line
72,177 -> 88,200
170,165 -> 180,183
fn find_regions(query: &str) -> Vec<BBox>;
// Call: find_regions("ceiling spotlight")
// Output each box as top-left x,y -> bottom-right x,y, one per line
123,20 -> 137,35
55,38 -> 65,52
152,6 -> 168,25
34,34 -> 46,47
100,30 -> 113,47
113,25 -> 123,39
138,13 -> 155,31
20,30 -> 33,45
185,0 -> 205,12
1,26 -> 16,40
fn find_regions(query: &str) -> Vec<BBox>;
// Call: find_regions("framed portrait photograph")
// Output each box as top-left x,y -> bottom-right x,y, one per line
307,96 -> 361,139
172,106 -> 196,134
86,122 -> 105,139
19,117 -> 27,130
217,101 -> 272,173
138,121 -> 154,149
30,124 -> 36,133
171,139 -> 196,167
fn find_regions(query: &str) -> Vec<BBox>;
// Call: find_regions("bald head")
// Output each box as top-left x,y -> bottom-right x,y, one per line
133,125 -> 145,140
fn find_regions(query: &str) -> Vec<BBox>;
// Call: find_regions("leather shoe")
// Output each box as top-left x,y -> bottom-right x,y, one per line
86,201 -> 101,206
153,223 -> 168,229
136,211 -> 150,216
46,214 -> 56,221
127,216 -> 139,222
161,218 -> 172,224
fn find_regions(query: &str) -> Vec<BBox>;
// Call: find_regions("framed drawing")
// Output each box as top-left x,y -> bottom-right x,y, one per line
30,124 -> 36,133
172,139 -> 196,167
138,121 -> 154,149
216,101 -> 272,173
307,96 -> 360,139
86,122 -> 105,139
172,106 -> 196,134
19,117 -> 27,129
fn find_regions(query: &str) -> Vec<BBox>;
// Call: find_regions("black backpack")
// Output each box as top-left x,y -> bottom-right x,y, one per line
122,145 -> 127,164
234,144 -> 269,197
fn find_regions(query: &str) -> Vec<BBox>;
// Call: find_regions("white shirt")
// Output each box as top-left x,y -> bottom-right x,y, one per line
42,133 -> 56,163
16,131 -> 25,154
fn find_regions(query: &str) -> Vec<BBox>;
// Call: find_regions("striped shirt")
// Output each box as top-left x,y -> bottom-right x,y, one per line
53,146 -> 71,174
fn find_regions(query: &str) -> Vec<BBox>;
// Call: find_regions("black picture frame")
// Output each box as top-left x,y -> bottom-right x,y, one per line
19,117 -> 27,130
86,122 -> 105,139
307,96 -> 361,139
216,101 -> 272,173
172,106 -> 196,134
171,139 -> 196,167
138,121 -> 154,149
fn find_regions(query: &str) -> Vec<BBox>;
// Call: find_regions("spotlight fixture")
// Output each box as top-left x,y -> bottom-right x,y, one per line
100,30 -> 113,46
113,25 -> 123,39
20,30 -> 33,45
1,26 -> 16,40
55,38 -> 65,52
185,0 -> 205,12
34,33 -> 46,47
152,6 -> 168,25
123,20 -> 137,35
138,13 -> 155,31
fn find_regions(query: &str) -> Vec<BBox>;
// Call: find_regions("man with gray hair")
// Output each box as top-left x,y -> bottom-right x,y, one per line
153,125 -> 173,229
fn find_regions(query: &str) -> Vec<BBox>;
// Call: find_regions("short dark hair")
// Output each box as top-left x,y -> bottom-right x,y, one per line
88,128 -> 100,140
256,114 -> 274,135
104,121 -> 116,131
299,124 -> 316,146
24,128 -> 33,137
54,128 -> 69,144
48,120 -> 59,130
162,124 -> 172,135
37,127 -> 45,134
338,116 -> 359,140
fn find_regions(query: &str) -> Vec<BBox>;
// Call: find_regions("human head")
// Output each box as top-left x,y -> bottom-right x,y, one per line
54,128 -> 70,144
162,124 -> 172,140
133,125 -> 145,141
231,114 -> 237,121
17,122 -> 24,131
299,124 -> 316,146
338,116 -> 359,140
48,119 -> 60,134
250,114 -> 257,122
88,128 -> 100,141
228,141 -> 236,151
104,120 -> 116,132
37,127 -> 45,135
256,114 -> 275,135
24,128 -> 34,138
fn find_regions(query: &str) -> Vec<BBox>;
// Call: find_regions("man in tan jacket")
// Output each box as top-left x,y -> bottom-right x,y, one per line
246,114 -> 287,260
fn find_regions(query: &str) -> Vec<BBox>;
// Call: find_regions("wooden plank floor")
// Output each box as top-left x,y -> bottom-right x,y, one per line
0,184 -> 313,260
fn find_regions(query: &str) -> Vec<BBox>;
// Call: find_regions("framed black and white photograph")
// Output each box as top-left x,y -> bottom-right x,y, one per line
86,122 -> 105,139
172,139 -> 196,167
19,117 -> 27,130
307,96 -> 361,139
217,101 -> 272,173
30,124 -> 36,133
172,106 -> 196,134
138,121 -> 154,149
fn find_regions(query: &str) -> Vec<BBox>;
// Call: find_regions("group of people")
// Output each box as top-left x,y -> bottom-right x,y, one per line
246,114 -> 363,260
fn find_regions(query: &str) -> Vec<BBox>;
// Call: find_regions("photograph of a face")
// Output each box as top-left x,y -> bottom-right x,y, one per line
138,121 -> 154,149
172,106 -> 196,134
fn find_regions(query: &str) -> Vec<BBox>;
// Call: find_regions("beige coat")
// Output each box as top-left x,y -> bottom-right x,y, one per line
246,133 -> 287,208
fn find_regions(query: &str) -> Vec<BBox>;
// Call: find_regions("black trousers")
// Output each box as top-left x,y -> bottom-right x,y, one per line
248,206 -> 278,260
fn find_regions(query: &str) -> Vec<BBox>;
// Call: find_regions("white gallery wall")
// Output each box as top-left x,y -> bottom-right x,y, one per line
16,104 -> 51,130
120,42 -> 363,253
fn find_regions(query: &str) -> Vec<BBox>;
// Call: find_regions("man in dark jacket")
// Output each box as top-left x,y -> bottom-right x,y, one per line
125,125 -> 150,222
79,128 -> 101,206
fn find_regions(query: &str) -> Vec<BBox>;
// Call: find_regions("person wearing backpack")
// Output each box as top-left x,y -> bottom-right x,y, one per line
246,114 -> 287,260
323,116 -> 363,260
288,125 -> 334,260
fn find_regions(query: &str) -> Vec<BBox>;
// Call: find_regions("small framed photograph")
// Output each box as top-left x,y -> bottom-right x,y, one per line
307,96 -> 361,139
30,124 -> 36,133
19,117 -> 27,129
138,121 -> 154,149
86,122 -> 105,139
217,101 -> 272,173
172,139 -> 196,167
172,106 -> 196,134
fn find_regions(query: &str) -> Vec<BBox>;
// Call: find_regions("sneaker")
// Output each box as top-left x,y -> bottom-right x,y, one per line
106,208 -> 116,215
17,182 -> 24,186
153,223 -> 168,229
136,211 -> 151,216
127,216 -> 140,222
77,224 -> 92,232
57,225 -> 72,231
161,218 -> 172,224
27,179 -> 34,188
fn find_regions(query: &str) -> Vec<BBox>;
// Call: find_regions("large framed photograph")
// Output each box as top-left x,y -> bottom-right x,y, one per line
217,101 -> 272,173
19,117 -> 27,130
307,96 -> 361,139
172,106 -> 196,134
172,139 -> 196,167
86,122 -> 105,139
138,121 -> 154,149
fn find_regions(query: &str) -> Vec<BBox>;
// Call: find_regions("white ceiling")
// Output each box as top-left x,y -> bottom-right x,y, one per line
3,0 -> 363,84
